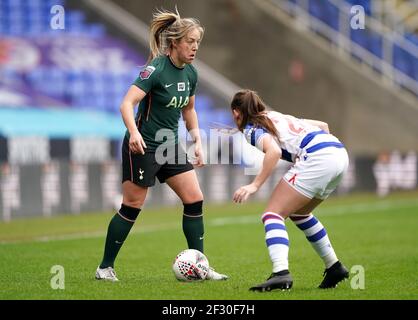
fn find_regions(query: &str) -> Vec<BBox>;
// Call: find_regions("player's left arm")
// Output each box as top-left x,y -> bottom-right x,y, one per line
182,95 -> 204,167
233,135 -> 282,203
304,119 -> 330,133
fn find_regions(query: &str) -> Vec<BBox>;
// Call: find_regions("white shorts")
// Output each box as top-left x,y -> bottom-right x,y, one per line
283,147 -> 349,200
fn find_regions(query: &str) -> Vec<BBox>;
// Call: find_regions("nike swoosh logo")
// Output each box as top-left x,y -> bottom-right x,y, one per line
199,237 -> 204,240
165,83 -> 174,88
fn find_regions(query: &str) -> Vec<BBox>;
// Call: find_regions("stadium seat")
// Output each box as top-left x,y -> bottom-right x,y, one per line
308,0 -> 339,31
195,95 -> 214,111
350,29 -> 384,62
393,45 -> 416,79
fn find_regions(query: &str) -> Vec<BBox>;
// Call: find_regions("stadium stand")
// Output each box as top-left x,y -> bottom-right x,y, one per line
278,0 -> 418,90
0,0 -> 232,138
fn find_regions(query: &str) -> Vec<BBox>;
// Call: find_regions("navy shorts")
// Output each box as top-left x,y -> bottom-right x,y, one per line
121,136 -> 194,187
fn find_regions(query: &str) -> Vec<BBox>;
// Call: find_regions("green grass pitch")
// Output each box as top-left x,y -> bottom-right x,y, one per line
0,191 -> 417,300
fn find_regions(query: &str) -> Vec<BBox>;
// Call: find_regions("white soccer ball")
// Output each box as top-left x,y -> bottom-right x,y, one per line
172,249 -> 210,281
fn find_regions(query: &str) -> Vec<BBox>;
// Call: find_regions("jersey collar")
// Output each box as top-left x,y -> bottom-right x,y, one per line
167,55 -> 186,70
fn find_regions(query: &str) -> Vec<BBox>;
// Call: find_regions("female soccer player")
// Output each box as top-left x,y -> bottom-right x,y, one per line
231,89 -> 349,291
95,9 -> 227,282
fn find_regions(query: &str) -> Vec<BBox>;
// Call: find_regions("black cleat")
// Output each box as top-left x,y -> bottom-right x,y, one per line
318,261 -> 349,289
250,270 -> 293,292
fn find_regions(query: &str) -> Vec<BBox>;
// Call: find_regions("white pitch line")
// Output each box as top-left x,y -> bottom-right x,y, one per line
0,223 -> 179,245
0,198 -> 417,245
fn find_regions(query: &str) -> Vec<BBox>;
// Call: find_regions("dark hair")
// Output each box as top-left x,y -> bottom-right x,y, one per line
230,89 -> 279,140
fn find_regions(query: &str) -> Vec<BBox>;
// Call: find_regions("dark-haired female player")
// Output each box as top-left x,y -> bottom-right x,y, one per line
231,89 -> 349,291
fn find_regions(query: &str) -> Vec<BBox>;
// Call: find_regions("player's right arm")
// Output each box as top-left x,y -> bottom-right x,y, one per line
251,134 -> 282,190
233,134 -> 281,204
120,85 -> 147,154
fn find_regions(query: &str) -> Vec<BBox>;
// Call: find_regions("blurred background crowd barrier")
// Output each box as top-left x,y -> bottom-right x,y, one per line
1,140 -> 416,220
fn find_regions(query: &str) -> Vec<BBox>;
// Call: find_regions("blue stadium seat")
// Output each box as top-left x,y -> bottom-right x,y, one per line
67,80 -> 85,97
8,23 -> 26,36
112,79 -> 127,95
195,95 -> 214,111
393,45 -> 415,79
66,10 -> 85,24
1,68 -> 22,84
0,0 -> 221,115
87,24 -> 106,37
308,0 -> 339,31
350,28 -> 383,59
26,68 -> 44,84
214,110 -> 233,127
405,33 -> 418,47
46,0 -> 65,6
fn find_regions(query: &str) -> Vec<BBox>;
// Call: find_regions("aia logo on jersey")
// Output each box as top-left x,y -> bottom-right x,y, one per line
139,66 -> 155,80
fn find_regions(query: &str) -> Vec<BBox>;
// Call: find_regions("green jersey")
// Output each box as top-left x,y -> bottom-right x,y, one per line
130,55 -> 198,151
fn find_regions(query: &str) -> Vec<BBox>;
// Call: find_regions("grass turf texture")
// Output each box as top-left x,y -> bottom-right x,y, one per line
0,191 -> 417,300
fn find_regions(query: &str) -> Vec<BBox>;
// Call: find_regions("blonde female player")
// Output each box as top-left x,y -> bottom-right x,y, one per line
231,89 -> 349,291
95,8 -> 227,282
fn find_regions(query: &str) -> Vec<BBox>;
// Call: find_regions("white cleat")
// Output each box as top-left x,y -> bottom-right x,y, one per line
95,266 -> 119,282
206,267 -> 228,281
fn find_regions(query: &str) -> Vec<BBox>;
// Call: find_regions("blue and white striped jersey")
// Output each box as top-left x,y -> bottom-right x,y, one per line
243,111 -> 343,162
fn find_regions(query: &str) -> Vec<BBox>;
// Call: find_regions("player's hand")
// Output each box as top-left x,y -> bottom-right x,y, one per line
193,143 -> 204,167
233,183 -> 259,204
129,131 -> 147,155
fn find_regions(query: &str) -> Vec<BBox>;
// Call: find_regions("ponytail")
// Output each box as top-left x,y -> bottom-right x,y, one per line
147,8 -> 204,65
148,8 -> 180,64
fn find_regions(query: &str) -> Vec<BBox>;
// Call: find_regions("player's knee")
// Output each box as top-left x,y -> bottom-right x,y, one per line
122,181 -> 147,208
183,200 -> 203,217
122,189 -> 146,208
183,190 -> 204,205
118,204 -> 141,222
122,197 -> 145,208
262,209 -> 288,221
194,191 -> 204,203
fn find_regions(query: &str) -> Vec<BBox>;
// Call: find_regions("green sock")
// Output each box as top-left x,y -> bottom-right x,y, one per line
182,215 -> 204,253
99,213 -> 135,268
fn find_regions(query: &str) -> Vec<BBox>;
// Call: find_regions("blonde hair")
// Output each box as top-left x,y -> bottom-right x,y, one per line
147,7 -> 204,64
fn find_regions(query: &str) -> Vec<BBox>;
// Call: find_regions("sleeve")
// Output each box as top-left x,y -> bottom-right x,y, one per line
189,66 -> 198,97
243,124 -> 271,151
133,64 -> 158,94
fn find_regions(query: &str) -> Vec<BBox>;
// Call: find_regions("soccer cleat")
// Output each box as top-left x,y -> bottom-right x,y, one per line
318,261 -> 349,289
250,270 -> 293,292
206,267 -> 228,280
95,266 -> 119,282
